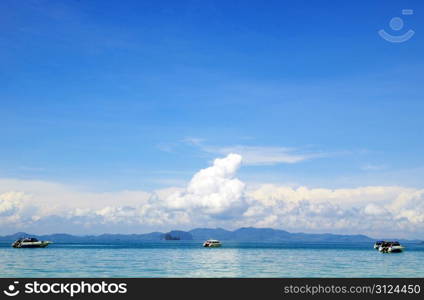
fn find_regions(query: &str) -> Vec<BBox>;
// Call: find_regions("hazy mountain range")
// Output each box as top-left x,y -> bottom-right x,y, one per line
0,228 -> 421,244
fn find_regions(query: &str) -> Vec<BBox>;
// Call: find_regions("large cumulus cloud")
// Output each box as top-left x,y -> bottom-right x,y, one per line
164,153 -> 246,216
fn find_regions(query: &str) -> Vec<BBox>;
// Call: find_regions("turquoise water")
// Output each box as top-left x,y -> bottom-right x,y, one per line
1,242 -> 423,277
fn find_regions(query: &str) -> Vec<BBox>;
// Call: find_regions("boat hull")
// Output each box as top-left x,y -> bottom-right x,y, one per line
12,241 -> 52,248
203,244 -> 221,248
378,245 -> 404,253
388,246 -> 404,253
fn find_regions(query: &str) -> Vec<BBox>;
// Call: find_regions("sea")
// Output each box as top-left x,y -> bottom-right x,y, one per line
1,242 -> 423,277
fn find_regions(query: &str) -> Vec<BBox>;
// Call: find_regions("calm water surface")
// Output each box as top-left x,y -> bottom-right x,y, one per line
1,242 -> 423,277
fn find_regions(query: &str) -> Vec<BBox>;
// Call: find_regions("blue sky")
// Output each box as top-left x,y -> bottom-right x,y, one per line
1,0 -> 424,190
1,0 -> 424,235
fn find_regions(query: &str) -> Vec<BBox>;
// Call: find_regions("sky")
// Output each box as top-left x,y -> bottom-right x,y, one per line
1,0 -> 424,238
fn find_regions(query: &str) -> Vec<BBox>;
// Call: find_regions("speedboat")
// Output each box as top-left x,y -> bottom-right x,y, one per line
387,241 -> 404,253
203,239 -> 222,248
374,241 -> 384,249
378,241 -> 404,253
12,237 -> 52,248
378,241 -> 390,252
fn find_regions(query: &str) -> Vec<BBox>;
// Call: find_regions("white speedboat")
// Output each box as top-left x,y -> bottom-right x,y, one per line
374,241 -> 384,249
378,241 -> 404,253
387,241 -> 404,253
203,239 -> 222,248
12,237 -> 52,248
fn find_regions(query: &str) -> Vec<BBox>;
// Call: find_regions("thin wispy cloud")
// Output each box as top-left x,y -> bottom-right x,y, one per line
212,146 -> 324,165
361,164 -> 388,171
181,137 -> 205,147
182,138 -> 326,166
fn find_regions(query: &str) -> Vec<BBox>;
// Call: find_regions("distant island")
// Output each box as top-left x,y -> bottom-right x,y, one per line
0,227 -> 421,244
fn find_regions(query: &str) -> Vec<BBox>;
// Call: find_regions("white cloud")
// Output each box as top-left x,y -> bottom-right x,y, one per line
181,137 -> 205,146
1,154 -> 424,238
164,153 -> 246,215
364,203 -> 387,216
243,184 -> 424,237
247,185 -> 407,208
361,164 -> 388,171
181,138 -> 325,165
0,192 -> 26,217
214,146 -> 321,165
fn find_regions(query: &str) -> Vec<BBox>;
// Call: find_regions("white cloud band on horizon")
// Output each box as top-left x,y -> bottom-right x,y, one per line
1,153 -> 424,239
